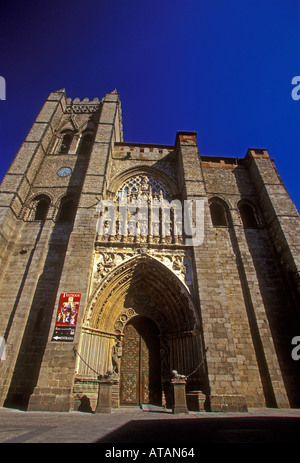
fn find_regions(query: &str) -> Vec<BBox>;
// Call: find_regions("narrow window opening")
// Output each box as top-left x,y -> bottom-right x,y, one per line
210,202 -> 228,227
60,133 -> 73,154
77,133 -> 93,155
33,196 -> 50,221
58,199 -> 77,223
239,203 -> 258,228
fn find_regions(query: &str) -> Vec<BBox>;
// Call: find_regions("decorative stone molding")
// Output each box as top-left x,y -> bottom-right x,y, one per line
114,306 -> 169,336
114,308 -> 137,334
108,168 -> 178,202
84,251 -> 199,337
92,247 -> 194,296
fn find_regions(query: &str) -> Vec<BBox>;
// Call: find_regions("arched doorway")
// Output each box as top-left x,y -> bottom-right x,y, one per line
120,316 -> 161,406
76,254 -> 206,410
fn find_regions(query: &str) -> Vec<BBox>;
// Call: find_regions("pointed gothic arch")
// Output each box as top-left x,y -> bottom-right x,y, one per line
106,166 -> 178,200
76,254 -> 205,407
84,253 -> 198,334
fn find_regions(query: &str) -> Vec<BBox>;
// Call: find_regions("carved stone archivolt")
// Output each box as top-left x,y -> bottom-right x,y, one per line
91,247 -> 194,297
114,306 -> 168,336
84,252 -> 199,336
112,307 -> 172,380
78,252 -> 202,386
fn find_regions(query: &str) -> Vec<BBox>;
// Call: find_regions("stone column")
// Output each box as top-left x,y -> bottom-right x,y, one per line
95,377 -> 118,414
171,371 -> 188,414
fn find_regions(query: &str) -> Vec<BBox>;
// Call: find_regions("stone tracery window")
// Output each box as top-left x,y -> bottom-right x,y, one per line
116,175 -> 171,202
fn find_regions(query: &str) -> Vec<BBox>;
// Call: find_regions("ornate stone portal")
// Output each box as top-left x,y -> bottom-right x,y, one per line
74,250 -> 206,410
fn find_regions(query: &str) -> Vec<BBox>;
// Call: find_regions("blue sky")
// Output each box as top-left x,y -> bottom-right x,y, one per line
0,0 -> 299,209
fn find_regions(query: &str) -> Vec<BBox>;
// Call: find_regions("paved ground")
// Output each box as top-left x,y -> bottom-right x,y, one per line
0,406 -> 300,444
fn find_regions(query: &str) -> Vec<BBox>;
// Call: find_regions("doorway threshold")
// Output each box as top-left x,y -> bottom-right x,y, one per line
141,404 -> 171,413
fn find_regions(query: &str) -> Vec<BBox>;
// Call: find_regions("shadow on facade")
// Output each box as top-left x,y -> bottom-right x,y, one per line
4,223 -> 74,410
233,168 -> 300,407
228,227 -> 278,408
4,139 -> 94,410
243,227 -> 300,407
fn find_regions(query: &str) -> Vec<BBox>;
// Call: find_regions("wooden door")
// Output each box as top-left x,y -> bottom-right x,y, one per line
120,317 -> 161,406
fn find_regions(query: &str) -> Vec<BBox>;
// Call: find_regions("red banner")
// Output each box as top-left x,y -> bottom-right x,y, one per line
52,293 -> 81,342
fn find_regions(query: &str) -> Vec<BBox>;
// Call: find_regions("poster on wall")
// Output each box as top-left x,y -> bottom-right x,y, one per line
51,293 -> 81,342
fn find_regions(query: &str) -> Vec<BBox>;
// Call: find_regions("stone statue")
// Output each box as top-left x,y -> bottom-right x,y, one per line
171,370 -> 187,381
112,340 -> 122,375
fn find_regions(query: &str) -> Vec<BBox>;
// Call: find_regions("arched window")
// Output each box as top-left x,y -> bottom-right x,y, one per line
33,195 -> 50,221
239,202 -> 259,228
57,197 -> 77,223
77,132 -> 93,156
209,201 -> 229,227
59,132 -> 73,154
116,175 -> 170,201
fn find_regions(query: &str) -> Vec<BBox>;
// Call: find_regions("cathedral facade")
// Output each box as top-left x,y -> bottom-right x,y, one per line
0,89 -> 299,412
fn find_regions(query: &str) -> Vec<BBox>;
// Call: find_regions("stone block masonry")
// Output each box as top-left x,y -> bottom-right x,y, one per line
0,89 -> 299,412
